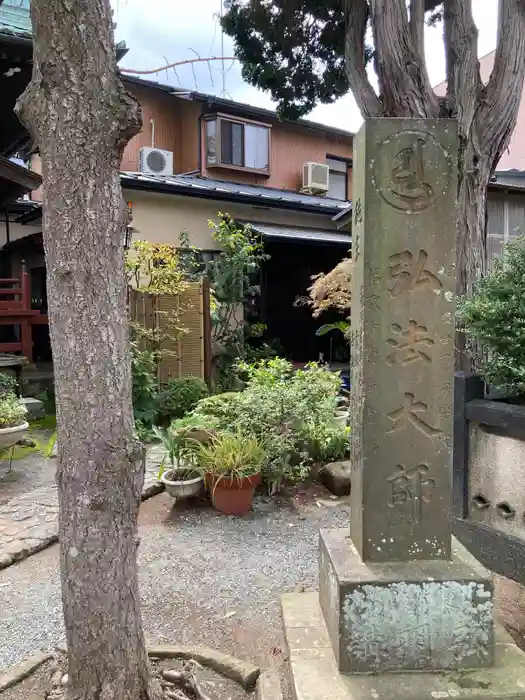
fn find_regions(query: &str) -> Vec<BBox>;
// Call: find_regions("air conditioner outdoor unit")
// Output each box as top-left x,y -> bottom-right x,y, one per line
139,147 -> 174,176
302,162 -> 330,193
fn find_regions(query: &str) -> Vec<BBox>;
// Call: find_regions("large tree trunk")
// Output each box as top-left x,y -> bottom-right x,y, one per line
15,2 -> 161,699
345,0 -> 525,370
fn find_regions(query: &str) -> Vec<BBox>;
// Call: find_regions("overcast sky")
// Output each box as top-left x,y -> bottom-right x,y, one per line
113,0 -> 499,132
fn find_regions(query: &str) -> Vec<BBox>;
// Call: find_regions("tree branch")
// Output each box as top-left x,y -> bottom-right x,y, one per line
343,0 -> 382,117
370,0 -> 438,116
443,0 -> 481,127
120,55 -> 237,76
480,0 -> 525,165
409,0 -> 425,62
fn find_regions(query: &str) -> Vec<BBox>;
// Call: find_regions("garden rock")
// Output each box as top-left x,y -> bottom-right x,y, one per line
318,460 -> 351,496
20,398 -> 45,420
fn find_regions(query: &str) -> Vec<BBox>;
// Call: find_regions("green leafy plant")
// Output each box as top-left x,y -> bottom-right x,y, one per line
126,240 -> 189,295
191,358 -> 344,492
0,372 -> 17,397
457,236 -> 525,395
0,393 -> 27,428
206,214 -> 269,389
305,423 -> 350,463
189,392 -> 241,424
153,426 -> 196,479
316,320 -> 350,337
193,430 -> 264,481
156,376 -> 209,421
35,387 -> 56,415
131,342 -> 160,429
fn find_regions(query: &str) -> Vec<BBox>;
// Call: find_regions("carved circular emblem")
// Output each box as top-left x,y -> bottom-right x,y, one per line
371,129 -> 454,214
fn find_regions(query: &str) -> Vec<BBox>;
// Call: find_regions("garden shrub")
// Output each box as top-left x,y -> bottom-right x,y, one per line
457,237 -> 525,395
0,371 -> 27,429
157,376 -> 209,421
0,372 -> 17,397
131,344 -> 159,432
190,358 -> 348,492
0,393 -> 27,428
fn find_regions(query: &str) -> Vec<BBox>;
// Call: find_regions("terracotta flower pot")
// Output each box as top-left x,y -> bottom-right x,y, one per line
205,472 -> 261,516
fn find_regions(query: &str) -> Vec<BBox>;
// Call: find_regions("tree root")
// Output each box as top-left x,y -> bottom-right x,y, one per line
44,658 -> 213,700
161,661 -> 212,700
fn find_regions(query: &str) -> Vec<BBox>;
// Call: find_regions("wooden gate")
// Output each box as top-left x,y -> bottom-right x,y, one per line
128,278 -> 211,385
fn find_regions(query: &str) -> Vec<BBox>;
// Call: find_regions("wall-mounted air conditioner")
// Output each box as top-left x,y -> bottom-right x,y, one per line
139,147 -> 174,176
302,162 -> 330,194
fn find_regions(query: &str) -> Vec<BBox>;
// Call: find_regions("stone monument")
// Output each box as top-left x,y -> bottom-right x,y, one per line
282,119 -> 525,700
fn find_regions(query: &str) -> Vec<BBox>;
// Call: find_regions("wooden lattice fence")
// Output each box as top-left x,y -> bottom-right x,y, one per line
128,278 -> 212,385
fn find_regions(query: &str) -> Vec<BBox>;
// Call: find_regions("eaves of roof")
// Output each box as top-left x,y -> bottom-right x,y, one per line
121,172 -> 349,216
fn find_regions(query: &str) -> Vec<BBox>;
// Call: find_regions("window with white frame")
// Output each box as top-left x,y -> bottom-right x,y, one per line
326,157 -> 349,200
487,195 -> 525,269
205,115 -> 270,174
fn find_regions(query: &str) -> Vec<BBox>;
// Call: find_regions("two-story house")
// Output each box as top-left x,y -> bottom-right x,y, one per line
0,62 -> 354,363
118,76 -> 353,362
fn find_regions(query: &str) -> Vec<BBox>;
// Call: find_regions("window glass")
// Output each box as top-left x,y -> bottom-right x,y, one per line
245,124 -> 269,170
206,120 -> 217,165
328,171 -> 347,200
221,121 -> 244,166
327,157 -> 348,200
327,157 -> 347,173
212,117 -> 270,171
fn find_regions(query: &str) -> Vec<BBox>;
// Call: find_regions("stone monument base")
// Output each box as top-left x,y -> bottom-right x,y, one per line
319,529 -> 494,673
282,591 -> 525,700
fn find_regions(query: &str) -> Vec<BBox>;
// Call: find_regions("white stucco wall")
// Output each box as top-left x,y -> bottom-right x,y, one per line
122,189 -> 343,250
468,424 -> 525,539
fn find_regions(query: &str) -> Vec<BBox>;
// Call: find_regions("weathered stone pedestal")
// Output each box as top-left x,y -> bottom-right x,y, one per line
282,588 -> 525,700
319,529 -> 493,673
282,118 -> 525,700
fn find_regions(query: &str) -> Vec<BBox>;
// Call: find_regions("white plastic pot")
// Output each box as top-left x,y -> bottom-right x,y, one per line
0,421 -> 29,450
160,467 -> 204,499
333,412 -> 349,429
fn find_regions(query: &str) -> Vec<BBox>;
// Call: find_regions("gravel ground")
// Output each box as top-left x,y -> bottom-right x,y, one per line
0,431 -> 56,502
0,484 -> 350,675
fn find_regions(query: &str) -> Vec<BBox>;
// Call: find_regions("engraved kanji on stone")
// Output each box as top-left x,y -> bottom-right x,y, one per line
366,347 -> 380,363
353,231 -> 360,262
364,292 -> 381,312
388,250 -> 443,297
386,320 -> 434,366
366,406 -> 378,422
387,393 -> 442,438
365,267 -> 382,286
389,138 -> 434,210
387,463 -> 435,524
354,198 -> 363,226
439,406 -> 452,421
439,382 -> 453,399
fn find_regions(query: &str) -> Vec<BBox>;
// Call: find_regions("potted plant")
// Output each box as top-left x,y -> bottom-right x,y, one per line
194,431 -> 265,516
153,424 -> 204,500
334,392 -> 350,428
0,374 -> 29,449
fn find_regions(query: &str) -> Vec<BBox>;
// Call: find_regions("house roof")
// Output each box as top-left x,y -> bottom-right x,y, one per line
0,0 -> 32,156
121,172 -> 350,216
489,170 -> 525,193
121,75 -> 354,141
0,0 -> 32,42
0,155 -> 41,207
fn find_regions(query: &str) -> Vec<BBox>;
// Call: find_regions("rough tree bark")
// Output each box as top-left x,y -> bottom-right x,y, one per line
15,1 -> 161,699
345,0 -> 525,368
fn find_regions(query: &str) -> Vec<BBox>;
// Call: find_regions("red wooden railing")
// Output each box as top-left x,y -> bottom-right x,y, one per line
0,262 -> 48,361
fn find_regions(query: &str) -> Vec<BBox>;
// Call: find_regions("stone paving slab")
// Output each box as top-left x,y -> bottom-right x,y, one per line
0,445 -> 165,570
